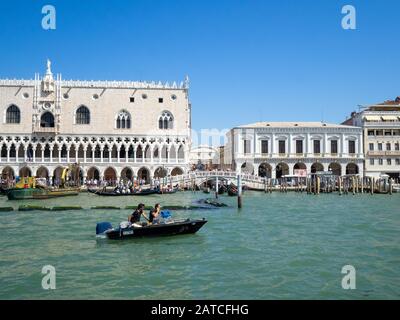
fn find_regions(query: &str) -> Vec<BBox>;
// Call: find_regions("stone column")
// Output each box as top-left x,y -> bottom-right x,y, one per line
33,147 -> 37,163
75,149 -> 79,163
270,163 -> 276,179
117,147 -> 121,163
24,147 -> 27,163
324,133 -> 328,157
6,147 -> 10,163
100,147 -> 104,163
133,147 -> 137,163
58,149 -> 62,163
271,133 -> 275,155
66,147 -> 70,163
41,147 -> 45,163
125,149 -> 129,163
50,147 -> 53,163
83,147 -> 87,163
341,133 -> 345,155
358,134 -> 362,157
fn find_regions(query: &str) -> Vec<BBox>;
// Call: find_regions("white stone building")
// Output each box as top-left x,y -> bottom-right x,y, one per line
0,60 -> 191,184
224,122 -> 364,179
343,97 -> 400,179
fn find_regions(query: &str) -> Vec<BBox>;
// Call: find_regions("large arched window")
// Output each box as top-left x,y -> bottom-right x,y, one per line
40,112 -> 55,128
159,111 -> 174,129
116,110 -> 131,129
6,105 -> 21,124
75,105 -> 90,124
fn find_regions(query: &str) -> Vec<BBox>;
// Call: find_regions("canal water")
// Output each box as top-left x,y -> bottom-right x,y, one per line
0,191 -> 399,299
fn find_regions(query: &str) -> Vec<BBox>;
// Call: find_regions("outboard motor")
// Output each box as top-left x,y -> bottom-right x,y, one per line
96,222 -> 113,235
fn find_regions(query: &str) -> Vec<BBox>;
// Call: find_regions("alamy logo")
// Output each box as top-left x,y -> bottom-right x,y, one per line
41,265 -> 56,290
341,5 -> 356,30
341,265 -> 356,290
42,5 -> 56,30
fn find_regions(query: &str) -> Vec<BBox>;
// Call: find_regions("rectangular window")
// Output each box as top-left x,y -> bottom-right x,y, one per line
387,158 -> 392,165
386,143 -> 391,151
379,158 -> 383,165
395,143 -> 400,151
385,130 -> 392,136
278,140 -> 286,154
158,98 -> 163,103
368,130 -> 375,136
348,140 -> 356,154
369,143 -> 374,151
369,158 -> 374,165
376,130 -> 384,136
243,140 -> 251,154
331,140 -> 338,154
396,159 -> 400,165
313,140 -> 321,154
130,97 -> 135,103
296,140 -> 303,154
261,140 -> 268,154
378,143 -> 383,151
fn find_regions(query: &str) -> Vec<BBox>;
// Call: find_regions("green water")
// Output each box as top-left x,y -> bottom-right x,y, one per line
0,191 -> 399,299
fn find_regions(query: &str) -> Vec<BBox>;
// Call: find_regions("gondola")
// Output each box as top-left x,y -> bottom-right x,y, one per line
157,188 -> 178,194
0,186 -> 9,195
88,188 -> 158,196
96,218 -> 207,240
227,187 -> 238,196
218,185 -> 227,195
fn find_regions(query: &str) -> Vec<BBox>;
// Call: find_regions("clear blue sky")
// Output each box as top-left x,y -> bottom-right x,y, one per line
0,0 -> 399,131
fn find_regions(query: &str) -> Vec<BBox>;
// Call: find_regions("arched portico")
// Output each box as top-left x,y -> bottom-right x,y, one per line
346,163 -> 359,175
258,163 -> 272,178
311,162 -> 324,173
276,162 -> 289,179
137,167 -> 150,184
328,163 -> 341,176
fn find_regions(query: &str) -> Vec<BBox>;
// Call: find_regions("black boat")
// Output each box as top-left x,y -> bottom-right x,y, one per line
157,189 -> 178,194
218,185 -> 227,195
88,188 -> 158,196
0,186 -> 9,195
227,186 -> 238,196
96,218 -> 207,240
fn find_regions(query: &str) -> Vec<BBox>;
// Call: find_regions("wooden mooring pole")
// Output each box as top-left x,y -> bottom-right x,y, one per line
237,174 -> 242,209
215,176 -> 219,199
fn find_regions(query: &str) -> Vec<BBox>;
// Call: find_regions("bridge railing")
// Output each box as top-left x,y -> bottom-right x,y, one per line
169,171 -> 266,185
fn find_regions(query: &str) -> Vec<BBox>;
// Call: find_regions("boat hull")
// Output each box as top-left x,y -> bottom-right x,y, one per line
105,219 -> 207,240
88,188 -> 158,196
7,188 -> 79,200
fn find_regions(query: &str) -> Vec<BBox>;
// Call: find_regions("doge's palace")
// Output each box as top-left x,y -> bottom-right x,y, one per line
0,60 -> 191,183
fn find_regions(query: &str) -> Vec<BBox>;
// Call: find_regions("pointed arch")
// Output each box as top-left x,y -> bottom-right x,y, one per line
115,110 -> 131,129
158,111 -> 174,129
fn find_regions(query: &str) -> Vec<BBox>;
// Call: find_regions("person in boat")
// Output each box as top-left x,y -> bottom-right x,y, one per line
129,203 -> 149,224
149,203 -> 161,224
